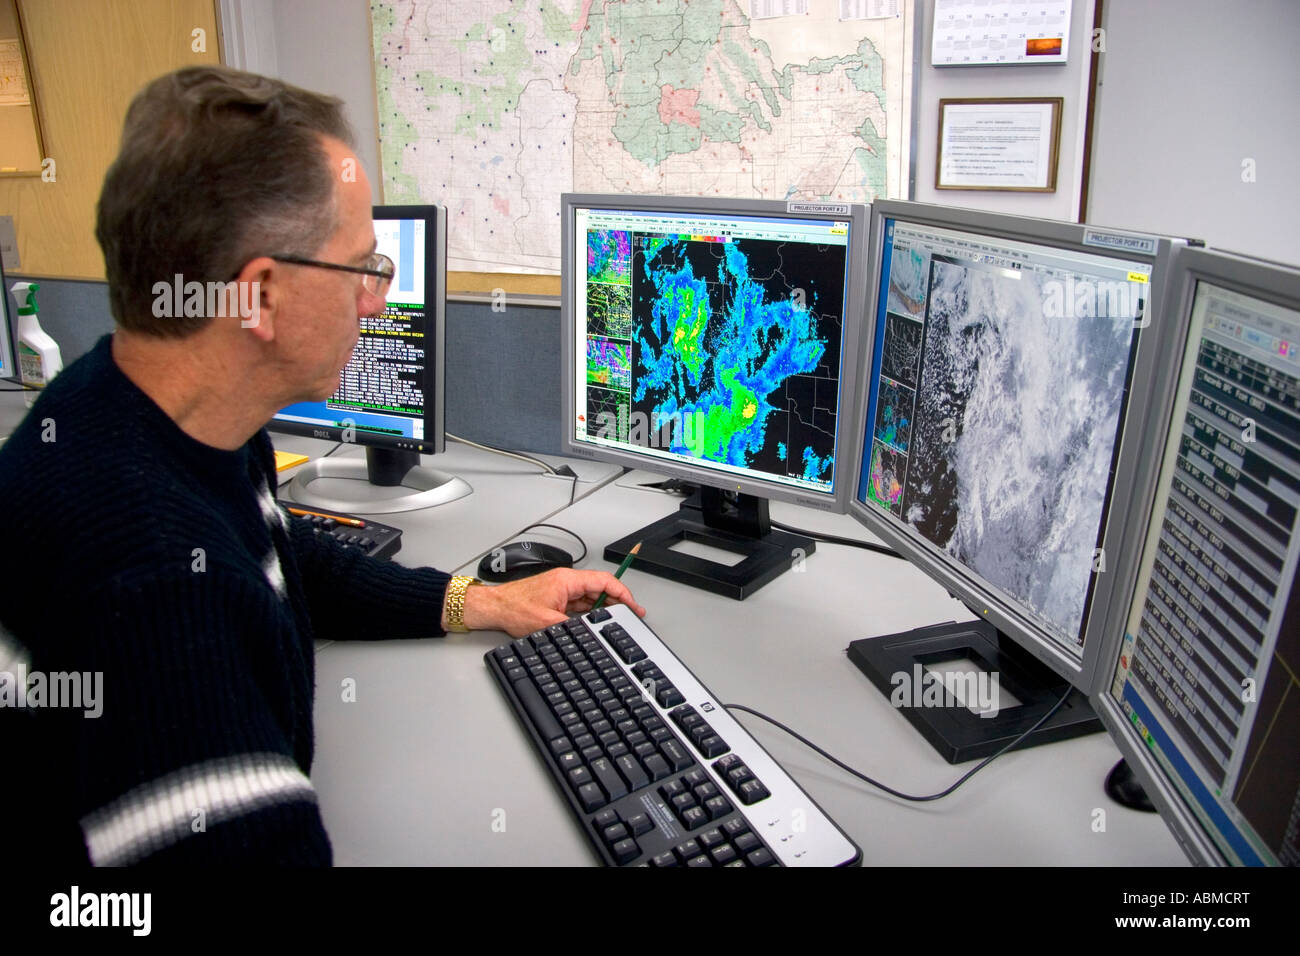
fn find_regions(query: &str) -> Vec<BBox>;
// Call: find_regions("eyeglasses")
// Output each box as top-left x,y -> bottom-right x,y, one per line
271,252 -> 395,298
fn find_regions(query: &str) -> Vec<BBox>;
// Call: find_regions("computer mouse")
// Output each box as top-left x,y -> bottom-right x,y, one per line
478,540 -> 574,582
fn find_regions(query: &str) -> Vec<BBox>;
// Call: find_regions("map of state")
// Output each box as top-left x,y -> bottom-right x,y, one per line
372,0 -> 912,273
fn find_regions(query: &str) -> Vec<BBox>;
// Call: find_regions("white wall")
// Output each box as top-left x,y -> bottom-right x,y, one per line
219,0 -> 382,204
1087,0 -> 1300,264
911,0 -> 1097,222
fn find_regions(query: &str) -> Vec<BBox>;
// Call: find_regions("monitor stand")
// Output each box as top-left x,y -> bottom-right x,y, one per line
1104,759 -> 1157,812
284,447 -> 472,515
603,487 -> 814,600
846,619 -> 1101,764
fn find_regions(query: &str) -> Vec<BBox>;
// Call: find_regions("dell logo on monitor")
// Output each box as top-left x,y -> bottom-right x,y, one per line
313,429 -> 331,439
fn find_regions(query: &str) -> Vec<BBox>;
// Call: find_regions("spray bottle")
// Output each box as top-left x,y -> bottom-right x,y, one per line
10,282 -> 62,407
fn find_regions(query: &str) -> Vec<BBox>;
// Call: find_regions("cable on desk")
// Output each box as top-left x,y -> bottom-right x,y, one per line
516,522 -> 588,564
724,686 -> 1073,802
446,432 -> 558,476
769,519 -> 904,560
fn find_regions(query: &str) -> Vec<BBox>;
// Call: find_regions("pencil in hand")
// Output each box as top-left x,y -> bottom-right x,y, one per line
592,541 -> 642,611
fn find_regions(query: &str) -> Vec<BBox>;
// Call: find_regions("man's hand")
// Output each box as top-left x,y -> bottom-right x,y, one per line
445,569 -> 647,638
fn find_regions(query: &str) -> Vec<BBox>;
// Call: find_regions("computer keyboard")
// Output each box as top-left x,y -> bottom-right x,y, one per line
486,605 -> 861,866
278,500 -> 403,560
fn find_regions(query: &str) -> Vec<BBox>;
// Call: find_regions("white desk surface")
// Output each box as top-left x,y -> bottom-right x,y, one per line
270,433 -> 619,577
311,470 -> 1187,866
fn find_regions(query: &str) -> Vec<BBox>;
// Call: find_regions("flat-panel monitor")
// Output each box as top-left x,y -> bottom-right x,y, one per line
846,200 -> 1188,761
1093,246 -> 1300,865
561,194 -> 868,598
271,204 -> 468,514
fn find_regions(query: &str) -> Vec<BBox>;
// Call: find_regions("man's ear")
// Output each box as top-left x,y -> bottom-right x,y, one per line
233,257 -> 280,341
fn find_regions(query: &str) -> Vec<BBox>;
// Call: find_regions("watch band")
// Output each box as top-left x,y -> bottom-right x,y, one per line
444,575 -> 481,633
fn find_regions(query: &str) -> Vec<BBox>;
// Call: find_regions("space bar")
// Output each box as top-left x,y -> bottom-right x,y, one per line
512,677 -> 565,744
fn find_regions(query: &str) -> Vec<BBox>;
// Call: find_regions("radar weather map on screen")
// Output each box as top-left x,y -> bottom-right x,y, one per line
859,218 -> 1153,653
574,206 -> 851,496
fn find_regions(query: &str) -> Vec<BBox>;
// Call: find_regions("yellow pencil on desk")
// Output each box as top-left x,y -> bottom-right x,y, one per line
592,541 -> 641,611
285,505 -> 365,528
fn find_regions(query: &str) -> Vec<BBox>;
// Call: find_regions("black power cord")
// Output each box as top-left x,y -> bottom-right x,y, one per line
724,686 -> 1073,802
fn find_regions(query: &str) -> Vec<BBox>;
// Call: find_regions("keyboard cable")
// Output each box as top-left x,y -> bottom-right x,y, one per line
724,686 -> 1073,802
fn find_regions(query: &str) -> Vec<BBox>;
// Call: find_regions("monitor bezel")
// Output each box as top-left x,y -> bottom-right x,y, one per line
267,203 -> 447,456
1090,244 -> 1300,866
559,192 -> 868,514
0,256 -> 18,383
847,199 -> 1187,693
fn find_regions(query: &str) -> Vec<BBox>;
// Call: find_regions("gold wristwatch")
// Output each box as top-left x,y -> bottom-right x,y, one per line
444,575 -> 482,632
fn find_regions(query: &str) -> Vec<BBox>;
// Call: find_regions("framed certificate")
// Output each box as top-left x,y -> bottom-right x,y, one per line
936,97 -> 1063,191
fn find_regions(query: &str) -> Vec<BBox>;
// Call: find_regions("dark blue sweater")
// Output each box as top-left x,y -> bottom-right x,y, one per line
0,336 -> 450,865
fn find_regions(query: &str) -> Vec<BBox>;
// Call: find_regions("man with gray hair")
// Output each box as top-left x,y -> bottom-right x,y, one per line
0,66 -> 642,865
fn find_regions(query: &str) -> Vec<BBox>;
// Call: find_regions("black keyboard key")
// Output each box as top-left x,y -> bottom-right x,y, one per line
713,754 -> 743,774
611,838 -> 640,865
577,783 -> 605,813
674,840 -> 702,863
734,832 -> 761,853
722,818 -> 749,839
725,766 -> 753,789
602,822 -> 629,845
657,686 -> 685,708
682,769 -> 708,789
747,848 -> 776,867
672,705 -> 701,727
592,808 -> 619,829
625,812 -> 653,836
651,852 -> 677,867
659,782 -> 685,805
586,608 -> 611,623
643,754 -> 671,781
512,678 -> 564,745
660,740 -> 693,771
693,782 -> 719,801
738,779 -> 770,805
557,751 -> 582,774
698,828 -> 725,849
710,845 -> 739,866
681,806 -> 708,830
699,736 -> 729,758
685,853 -> 712,867
590,758 -> 627,801
704,795 -> 733,820
568,766 -> 593,789
615,754 -> 649,791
